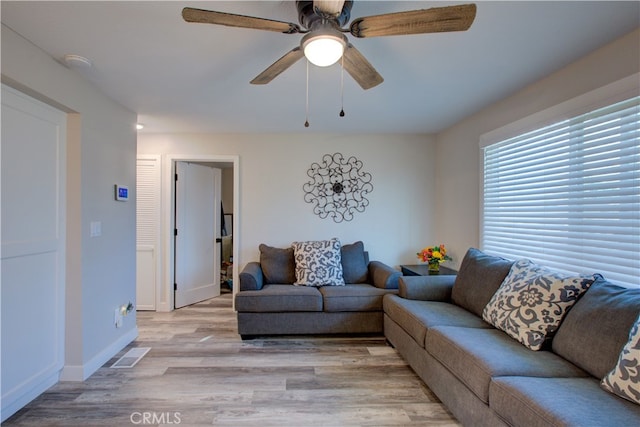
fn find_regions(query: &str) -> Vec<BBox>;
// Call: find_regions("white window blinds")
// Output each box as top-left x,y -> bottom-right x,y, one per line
482,96 -> 640,287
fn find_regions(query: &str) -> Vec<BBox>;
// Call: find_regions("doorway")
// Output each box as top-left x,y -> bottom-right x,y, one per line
159,155 -> 238,312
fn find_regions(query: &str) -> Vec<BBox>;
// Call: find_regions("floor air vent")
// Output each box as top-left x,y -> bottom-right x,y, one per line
110,347 -> 151,368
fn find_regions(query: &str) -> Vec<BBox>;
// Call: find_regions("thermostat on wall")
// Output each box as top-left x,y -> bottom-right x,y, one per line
115,185 -> 129,201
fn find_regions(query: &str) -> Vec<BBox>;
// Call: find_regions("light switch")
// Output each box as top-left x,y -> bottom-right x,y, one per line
90,221 -> 102,237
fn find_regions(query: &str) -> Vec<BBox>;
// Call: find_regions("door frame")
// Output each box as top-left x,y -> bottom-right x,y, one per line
159,154 -> 239,312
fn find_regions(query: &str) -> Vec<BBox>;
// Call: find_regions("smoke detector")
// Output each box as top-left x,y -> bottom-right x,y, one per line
63,54 -> 93,69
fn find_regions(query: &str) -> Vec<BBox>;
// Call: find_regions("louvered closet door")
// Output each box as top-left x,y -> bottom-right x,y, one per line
136,156 -> 161,310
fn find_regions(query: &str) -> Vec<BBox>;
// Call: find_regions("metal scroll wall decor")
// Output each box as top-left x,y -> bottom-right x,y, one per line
303,153 -> 373,223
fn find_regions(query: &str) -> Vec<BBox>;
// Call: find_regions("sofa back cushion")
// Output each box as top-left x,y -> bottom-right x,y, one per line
259,244 -> 296,284
341,241 -> 369,284
451,248 -> 514,317
601,312 -> 640,405
259,241 -> 371,285
552,276 -> 640,379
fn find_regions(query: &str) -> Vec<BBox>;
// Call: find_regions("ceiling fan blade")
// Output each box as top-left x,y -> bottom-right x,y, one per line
350,3 -> 476,38
182,7 -> 301,34
314,0 -> 346,17
250,47 -> 305,85
342,44 -> 383,90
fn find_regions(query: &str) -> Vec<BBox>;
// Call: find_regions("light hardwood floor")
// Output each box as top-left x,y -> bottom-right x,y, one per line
5,289 -> 460,426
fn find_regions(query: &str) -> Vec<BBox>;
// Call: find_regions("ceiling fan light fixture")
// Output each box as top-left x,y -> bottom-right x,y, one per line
302,31 -> 347,67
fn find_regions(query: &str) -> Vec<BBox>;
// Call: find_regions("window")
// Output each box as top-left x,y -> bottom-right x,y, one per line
481,84 -> 639,288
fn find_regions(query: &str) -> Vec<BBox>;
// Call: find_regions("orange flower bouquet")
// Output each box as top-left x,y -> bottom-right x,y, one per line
417,244 -> 452,272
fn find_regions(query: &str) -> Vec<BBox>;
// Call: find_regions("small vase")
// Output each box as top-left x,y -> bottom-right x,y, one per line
428,261 -> 440,272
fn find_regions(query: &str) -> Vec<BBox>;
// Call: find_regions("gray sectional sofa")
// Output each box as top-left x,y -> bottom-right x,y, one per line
236,241 -> 401,337
384,248 -> 640,426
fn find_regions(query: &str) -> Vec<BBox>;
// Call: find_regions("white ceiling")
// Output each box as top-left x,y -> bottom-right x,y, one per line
2,1 -> 638,134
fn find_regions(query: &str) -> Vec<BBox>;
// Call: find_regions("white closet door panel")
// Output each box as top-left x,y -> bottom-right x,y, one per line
1,84 -> 66,421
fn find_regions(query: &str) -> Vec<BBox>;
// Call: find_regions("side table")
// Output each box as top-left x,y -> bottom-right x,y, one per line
400,264 -> 457,276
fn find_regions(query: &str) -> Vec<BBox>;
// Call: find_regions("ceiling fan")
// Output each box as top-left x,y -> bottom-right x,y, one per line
182,1 -> 476,90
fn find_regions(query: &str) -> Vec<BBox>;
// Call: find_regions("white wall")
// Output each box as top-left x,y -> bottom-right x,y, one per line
138,133 -> 437,271
1,24 -> 138,381
141,29 -> 640,278
434,28 -> 640,267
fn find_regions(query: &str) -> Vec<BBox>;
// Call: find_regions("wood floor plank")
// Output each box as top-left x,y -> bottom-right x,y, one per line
4,289 -> 460,426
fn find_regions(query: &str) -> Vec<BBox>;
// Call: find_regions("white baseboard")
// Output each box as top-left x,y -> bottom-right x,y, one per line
1,371 -> 60,422
2,328 -> 140,421
60,327 -> 139,381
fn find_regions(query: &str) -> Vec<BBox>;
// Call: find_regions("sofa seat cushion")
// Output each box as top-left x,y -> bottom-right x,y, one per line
319,284 -> 394,312
426,326 -> 588,403
383,295 -> 492,349
235,284 -> 322,312
490,376 -> 640,427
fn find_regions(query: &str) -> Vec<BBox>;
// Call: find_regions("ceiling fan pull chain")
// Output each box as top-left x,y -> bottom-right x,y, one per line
339,55 -> 345,117
305,59 -> 310,128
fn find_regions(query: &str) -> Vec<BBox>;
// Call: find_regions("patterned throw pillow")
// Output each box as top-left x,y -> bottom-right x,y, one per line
291,238 -> 345,287
482,259 -> 594,351
601,313 -> 640,405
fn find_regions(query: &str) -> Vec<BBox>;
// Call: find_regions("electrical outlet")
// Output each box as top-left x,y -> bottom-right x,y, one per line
114,308 -> 123,328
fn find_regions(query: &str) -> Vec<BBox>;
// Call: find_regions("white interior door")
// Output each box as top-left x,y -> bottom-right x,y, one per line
1,85 -> 66,421
174,162 -> 221,308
